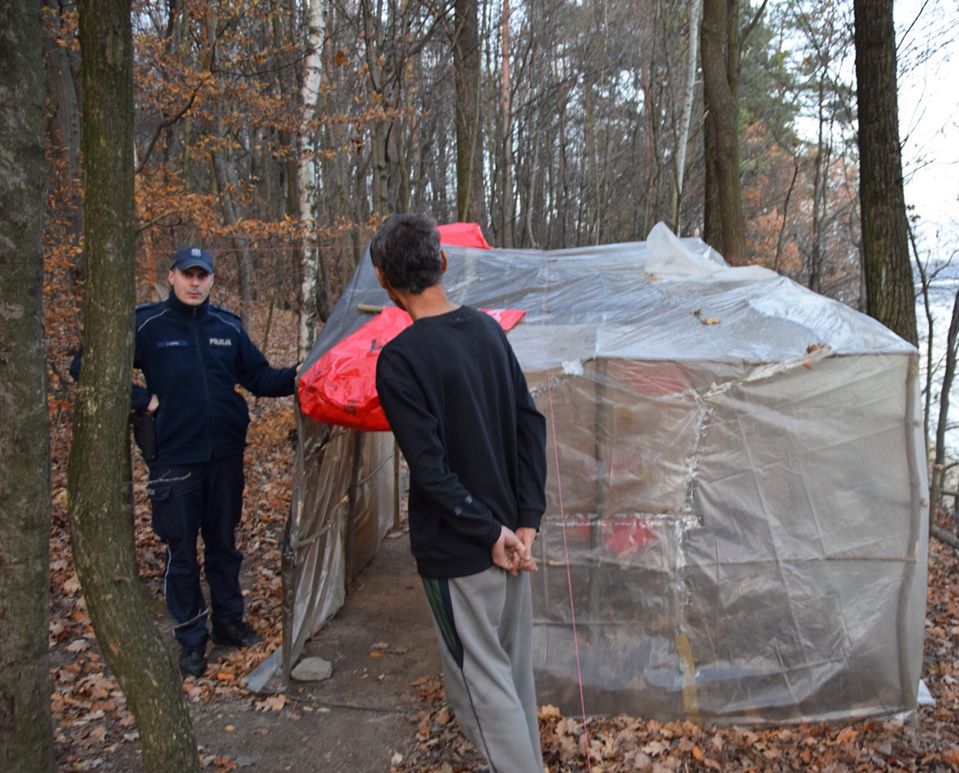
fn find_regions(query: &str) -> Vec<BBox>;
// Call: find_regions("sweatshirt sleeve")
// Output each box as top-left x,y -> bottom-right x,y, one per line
508,343 -> 547,530
376,347 -> 503,550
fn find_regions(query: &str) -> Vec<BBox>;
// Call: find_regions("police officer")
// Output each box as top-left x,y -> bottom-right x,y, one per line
135,246 -> 296,677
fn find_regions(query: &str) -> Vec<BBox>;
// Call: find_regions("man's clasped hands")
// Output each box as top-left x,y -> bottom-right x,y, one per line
492,526 -> 538,575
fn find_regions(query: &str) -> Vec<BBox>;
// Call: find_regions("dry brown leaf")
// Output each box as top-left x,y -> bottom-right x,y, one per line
539,704 -> 562,719
262,694 -> 285,711
63,576 -> 81,595
836,726 -> 858,744
643,740 -> 667,757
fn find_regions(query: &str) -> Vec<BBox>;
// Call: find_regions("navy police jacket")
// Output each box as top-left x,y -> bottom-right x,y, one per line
134,293 -> 295,466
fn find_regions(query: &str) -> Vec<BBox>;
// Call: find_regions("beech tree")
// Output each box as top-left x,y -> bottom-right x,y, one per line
67,0 -> 198,769
0,1 -> 56,769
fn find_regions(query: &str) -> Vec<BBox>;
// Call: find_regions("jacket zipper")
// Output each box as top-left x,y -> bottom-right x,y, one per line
191,305 -> 214,458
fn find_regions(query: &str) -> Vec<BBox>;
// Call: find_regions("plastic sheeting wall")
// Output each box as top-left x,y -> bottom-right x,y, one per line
283,225 -> 928,722
526,353 -> 926,722
282,425 -> 395,676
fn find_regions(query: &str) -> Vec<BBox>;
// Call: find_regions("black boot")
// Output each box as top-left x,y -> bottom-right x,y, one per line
178,646 -> 207,677
211,620 -> 263,648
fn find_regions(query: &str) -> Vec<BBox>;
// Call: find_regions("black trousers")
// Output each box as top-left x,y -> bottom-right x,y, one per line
147,453 -> 245,649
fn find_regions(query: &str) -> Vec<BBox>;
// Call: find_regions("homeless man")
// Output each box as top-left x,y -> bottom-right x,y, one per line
134,246 -> 296,677
372,214 -> 548,773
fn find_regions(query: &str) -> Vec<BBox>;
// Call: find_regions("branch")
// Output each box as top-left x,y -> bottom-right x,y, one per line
931,523 -> 959,549
135,92 -> 197,174
741,0 -> 769,48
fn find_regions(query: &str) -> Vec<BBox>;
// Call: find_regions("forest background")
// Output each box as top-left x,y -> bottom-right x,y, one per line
4,0 -> 959,769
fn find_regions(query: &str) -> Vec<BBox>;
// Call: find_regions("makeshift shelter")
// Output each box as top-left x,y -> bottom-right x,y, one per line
270,222 -> 927,724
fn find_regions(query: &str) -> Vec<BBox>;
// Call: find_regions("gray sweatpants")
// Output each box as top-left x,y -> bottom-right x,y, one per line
422,567 -> 543,773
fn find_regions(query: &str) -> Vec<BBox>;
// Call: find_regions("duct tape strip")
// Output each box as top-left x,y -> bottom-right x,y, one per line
675,632 -> 701,721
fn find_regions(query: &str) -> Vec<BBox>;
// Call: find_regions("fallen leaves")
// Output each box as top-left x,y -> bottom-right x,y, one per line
45,300 -> 959,772
47,304 -> 299,767
394,534 -> 959,772
255,694 -> 286,712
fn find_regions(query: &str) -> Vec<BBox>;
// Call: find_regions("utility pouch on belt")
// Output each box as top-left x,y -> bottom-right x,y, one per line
131,411 -> 156,461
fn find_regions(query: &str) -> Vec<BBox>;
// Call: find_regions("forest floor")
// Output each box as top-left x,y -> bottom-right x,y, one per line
47,305 -> 959,771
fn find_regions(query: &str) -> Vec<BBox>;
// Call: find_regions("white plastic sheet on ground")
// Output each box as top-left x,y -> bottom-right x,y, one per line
283,223 -> 928,724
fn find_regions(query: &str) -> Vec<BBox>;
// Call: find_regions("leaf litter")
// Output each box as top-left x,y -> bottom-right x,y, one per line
46,304 -> 959,771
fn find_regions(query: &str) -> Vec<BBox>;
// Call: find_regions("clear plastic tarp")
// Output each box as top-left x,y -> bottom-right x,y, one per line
282,223 -> 928,723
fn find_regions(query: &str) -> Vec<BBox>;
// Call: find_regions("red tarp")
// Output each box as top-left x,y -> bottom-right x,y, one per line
437,222 -> 491,249
299,306 -> 525,431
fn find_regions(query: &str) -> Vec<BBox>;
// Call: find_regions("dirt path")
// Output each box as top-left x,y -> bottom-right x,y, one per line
189,533 -> 442,772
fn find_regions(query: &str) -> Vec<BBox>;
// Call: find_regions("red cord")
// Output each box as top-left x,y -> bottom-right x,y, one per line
545,370 -> 593,767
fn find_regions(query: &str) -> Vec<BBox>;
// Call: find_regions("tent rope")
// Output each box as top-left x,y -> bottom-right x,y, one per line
545,375 -> 593,767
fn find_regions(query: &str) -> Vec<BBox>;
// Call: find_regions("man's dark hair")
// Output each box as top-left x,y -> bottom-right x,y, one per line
370,214 -> 443,294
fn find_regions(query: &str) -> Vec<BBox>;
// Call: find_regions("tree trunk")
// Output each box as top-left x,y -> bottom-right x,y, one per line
808,78 -> 826,293
211,148 -> 254,329
298,0 -> 323,357
498,0 -> 514,247
0,2 -> 56,769
453,0 -> 486,225
700,0 -> 746,263
43,0 -> 82,179
672,0 -> 702,234
70,1 -> 199,769
853,0 -> 917,346
930,287 -> 959,513
43,0 -> 84,246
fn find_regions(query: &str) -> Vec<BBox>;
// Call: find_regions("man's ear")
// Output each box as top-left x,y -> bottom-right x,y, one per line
440,250 -> 448,273
374,266 -> 387,288
168,269 -> 175,285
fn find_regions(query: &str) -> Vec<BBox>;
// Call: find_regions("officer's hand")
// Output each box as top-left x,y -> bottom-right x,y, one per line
147,394 -> 160,414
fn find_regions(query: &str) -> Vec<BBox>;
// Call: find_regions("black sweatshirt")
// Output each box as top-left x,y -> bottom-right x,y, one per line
375,305 -> 547,579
